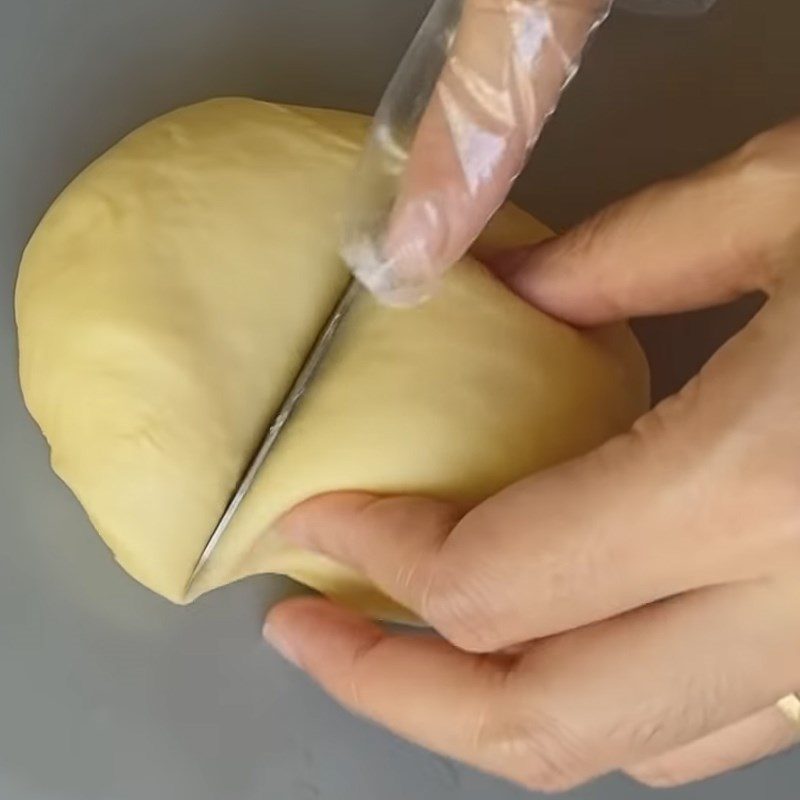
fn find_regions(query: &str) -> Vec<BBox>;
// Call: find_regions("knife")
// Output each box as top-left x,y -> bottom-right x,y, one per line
186,277 -> 361,590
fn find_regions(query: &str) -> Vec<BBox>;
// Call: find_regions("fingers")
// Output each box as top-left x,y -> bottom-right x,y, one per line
494,579 -> 800,785
266,578 -> 800,792
381,0 -> 608,297
627,707 -> 800,788
265,596 -> 510,760
283,120 -> 800,652
278,492 -> 460,621
493,118 -> 800,325
281,384 -> 798,652
284,196 -> 800,654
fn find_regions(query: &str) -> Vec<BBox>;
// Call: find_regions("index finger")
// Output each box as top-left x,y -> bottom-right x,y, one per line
359,0 -> 608,303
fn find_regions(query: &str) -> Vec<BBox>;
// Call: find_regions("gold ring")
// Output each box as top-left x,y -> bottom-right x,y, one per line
777,694 -> 800,728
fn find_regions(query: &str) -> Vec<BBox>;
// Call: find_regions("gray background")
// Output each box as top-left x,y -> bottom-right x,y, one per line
1,1 -> 798,798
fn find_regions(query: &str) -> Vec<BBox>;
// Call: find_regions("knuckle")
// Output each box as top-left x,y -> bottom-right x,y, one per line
728,120 -> 800,280
735,119 -> 800,182
608,710 -> 671,753
752,462 -> 800,566
476,705 -> 594,793
517,762 -> 584,795
627,762 -> 693,789
357,496 -> 461,602
343,637 -> 384,714
422,567 -> 506,653
423,568 -> 493,652
635,378 -> 701,437
567,202 -> 618,257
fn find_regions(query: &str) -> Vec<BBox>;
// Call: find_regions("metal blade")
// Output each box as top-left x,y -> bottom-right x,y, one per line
186,277 -> 361,591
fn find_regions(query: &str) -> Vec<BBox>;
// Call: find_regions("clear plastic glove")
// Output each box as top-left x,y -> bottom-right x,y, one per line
270,118 -> 800,791
343,0 -> 612,306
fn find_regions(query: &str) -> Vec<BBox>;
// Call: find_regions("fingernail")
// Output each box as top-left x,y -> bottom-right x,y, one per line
262,622 -> 302,668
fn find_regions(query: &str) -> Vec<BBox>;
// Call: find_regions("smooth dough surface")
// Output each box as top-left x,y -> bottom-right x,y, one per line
17,98 -> 649,617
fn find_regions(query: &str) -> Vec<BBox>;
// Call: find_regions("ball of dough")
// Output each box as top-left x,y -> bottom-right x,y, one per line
16,98 -> 649,618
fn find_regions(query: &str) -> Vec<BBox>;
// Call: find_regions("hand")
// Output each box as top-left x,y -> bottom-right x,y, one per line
266,119 -> 800,792
354,0 -> 610,304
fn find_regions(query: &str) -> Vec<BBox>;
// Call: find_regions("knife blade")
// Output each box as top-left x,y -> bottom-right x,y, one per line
186,277 -> 361,591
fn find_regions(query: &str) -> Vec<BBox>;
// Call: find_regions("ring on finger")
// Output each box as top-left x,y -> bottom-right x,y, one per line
777,694 -> 800,728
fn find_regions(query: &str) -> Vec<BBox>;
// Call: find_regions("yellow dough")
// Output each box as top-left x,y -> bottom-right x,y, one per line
16,98 -> 649,617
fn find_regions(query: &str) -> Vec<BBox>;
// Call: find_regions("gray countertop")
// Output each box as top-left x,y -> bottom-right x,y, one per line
1,2 -> 798,799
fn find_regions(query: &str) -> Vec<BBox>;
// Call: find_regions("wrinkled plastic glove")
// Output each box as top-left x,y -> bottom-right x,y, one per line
342,0 -> 613,306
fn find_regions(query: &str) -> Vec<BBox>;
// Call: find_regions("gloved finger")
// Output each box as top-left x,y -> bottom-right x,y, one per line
265,578 -> 800,792
360,0 -> 609,305
493,118 -> 800,325
627,705 -> 800,788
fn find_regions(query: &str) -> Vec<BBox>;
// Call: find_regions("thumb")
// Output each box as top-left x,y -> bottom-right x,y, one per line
494,119 -> 800,325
